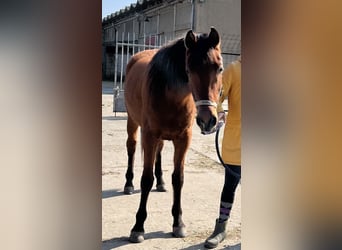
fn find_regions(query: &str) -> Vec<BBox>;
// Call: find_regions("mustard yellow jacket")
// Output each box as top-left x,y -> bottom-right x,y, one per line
217,59 -> 241,165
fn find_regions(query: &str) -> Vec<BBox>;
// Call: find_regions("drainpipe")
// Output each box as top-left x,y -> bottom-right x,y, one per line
132,18 -> 135,42
191,0 -> 196,31
156,13 -> 161,45
173,4 -> 176,37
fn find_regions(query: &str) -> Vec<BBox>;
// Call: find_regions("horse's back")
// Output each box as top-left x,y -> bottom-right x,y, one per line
124,49 -> 157,125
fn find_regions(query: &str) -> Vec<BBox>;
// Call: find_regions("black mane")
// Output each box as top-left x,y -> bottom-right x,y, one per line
148,33 -> 216,97
148,38 -> 188,95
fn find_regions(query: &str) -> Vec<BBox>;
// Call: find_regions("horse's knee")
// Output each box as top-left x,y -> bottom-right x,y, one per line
141,173 -> 154,191
126,139 -> 137,154
172,172 -> 184,187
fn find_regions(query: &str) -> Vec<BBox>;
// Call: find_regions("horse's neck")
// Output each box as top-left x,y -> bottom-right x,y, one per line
148,39 -> 189,97
157,39 -> 188,80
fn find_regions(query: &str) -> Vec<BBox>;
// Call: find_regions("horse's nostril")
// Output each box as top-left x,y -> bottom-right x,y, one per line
196,116 -> 206,130
209,116 -> 217,128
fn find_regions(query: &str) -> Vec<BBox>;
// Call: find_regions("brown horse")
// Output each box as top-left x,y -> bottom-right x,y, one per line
124,27 -> 223,243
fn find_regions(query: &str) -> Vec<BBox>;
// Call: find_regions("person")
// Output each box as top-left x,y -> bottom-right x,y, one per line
205,57 -> 241,249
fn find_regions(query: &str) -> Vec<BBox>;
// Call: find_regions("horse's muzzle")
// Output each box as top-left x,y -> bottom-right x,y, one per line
196,115 -> 217,134
195,99 -> 218,134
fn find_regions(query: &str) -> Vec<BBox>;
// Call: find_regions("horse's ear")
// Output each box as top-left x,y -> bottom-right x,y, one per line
208,27 -> 220,47
185,30 -> 197,49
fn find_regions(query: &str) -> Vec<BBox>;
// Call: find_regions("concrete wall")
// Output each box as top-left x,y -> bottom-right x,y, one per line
195,0 -> 241,36
103,0 -> 241,41
195,0 -> 241,65
175,1 -> 193,37
142,1 -> 193,42
102,0 -> 241,80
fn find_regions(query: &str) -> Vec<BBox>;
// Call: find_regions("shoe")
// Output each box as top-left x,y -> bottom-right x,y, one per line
204,219 -> 227,249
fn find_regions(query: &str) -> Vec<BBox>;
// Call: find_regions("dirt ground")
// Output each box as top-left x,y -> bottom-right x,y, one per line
102,81 -> 241,250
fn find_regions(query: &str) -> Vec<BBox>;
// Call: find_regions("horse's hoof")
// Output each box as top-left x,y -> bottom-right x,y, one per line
172,226 -> 186,238
129,231 -> 144,243
156,184 -> 166,192
124,186 -> 134,195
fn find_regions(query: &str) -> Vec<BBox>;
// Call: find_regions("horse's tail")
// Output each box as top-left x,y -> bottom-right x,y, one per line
140,128 -> 144,163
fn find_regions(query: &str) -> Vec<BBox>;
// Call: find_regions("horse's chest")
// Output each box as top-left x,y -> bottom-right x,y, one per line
146,102 -> 195,139
141,88 -> 196,138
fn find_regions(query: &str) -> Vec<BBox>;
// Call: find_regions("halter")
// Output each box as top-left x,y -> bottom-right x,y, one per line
195,100 -> 217,108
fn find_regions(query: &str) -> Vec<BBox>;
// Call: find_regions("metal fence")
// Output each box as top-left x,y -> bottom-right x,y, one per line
114,32 -> 175,90
113,32 -> 174,114
113,32 -> 241,90
112,32 -> 240,114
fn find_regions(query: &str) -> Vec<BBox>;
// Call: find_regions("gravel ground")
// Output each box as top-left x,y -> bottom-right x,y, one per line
102,81 -> 241,250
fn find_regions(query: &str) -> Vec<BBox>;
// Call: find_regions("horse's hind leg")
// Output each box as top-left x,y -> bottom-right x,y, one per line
124,116 -> 138,194
155,141 -> 166,192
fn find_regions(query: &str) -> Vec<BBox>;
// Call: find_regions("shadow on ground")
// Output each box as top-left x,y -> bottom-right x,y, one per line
102,115 -> 127,121
102,232 -> 240,250
102,189 -> 141,199
180,242 -> 241,250
102,231 -> 173,250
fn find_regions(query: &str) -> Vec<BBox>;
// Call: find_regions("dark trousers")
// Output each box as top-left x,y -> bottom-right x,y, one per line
221,164 -> 241,203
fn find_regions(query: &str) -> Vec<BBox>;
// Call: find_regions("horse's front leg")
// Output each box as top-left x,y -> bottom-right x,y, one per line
171,131 -> 191,238
129,132 -> 159,243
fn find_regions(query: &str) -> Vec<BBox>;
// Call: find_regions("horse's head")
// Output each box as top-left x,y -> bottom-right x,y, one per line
184,27 -> 223,134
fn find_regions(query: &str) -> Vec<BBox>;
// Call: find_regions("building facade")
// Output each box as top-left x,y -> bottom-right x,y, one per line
102,0 -> 240,82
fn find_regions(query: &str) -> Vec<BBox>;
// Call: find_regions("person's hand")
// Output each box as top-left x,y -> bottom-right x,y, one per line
215,111 -> 225,130
218,111 -> 226,123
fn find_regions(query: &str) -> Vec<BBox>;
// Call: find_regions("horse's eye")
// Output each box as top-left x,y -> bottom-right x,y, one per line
218,66 -> 224,74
